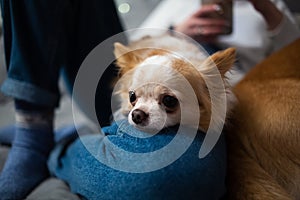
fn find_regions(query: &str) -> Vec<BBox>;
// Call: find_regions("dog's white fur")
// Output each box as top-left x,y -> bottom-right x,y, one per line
113,34 -> 235,133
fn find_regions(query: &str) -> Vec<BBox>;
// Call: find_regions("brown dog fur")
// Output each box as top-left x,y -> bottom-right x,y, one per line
226,39 -> 300,199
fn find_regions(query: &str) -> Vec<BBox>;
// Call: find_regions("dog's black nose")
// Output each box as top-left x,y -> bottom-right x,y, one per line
132,109 -> 148,124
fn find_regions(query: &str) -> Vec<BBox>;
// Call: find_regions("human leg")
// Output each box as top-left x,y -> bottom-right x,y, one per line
49,121 -> 227,200
0,0 -> 68,199
0,106 -> 54,200
0,125 -> 15,145
62,0 -> 125,127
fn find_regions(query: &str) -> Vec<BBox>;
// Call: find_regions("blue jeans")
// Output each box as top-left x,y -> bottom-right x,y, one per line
0,0 -> 125,126
48,120 -> 227,200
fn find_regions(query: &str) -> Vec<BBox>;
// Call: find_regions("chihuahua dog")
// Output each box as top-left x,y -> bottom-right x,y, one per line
113,34 -> 235,133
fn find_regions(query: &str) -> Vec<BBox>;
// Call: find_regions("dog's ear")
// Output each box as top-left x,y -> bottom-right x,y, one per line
200,48 -> 236,77
114,42 -> 131,59
114,42 -> 143,74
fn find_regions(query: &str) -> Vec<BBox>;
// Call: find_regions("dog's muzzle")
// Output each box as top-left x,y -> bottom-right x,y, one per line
131,109 -> 148,125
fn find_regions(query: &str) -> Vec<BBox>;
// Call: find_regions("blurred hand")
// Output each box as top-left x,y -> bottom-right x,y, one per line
174,4 -> 230,43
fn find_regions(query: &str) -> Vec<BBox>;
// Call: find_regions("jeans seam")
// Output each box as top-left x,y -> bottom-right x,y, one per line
1,78 -> 59,106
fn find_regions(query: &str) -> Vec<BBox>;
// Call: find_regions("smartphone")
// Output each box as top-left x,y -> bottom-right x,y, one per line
201,0 -> 233,34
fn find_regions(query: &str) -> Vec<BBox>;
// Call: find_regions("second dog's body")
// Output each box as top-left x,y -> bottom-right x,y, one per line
227,39 -> 300,199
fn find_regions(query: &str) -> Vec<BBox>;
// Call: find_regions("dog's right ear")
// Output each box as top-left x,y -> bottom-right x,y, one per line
114,42 -> 131,59
114,43 -> 143,74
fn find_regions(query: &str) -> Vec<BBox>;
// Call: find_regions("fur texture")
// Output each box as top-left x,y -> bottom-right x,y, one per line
113,34 -> 235,133
226,39 -> 300,199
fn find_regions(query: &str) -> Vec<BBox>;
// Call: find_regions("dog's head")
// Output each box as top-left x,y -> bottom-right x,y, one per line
113,36 -> 235,133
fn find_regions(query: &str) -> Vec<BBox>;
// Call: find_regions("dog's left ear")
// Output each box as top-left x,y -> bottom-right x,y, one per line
200,48 -> 236,77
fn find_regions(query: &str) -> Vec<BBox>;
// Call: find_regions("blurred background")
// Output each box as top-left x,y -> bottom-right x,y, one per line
0,0 -> 299,129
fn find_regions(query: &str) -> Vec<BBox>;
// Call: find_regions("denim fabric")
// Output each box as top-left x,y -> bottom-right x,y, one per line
49,120 -> 227,200
0,0 -> 124,125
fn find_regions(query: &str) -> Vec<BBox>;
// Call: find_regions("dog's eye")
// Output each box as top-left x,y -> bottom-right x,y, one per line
162,95 -> 178,108
129,91 -> 136,103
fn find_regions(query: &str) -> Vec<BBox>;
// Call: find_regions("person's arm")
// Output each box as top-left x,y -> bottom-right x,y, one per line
250,0 -> 300,51
249,0 -> 283,30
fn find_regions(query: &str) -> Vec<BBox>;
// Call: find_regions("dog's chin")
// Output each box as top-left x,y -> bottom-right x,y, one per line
128,115 -> 168,134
